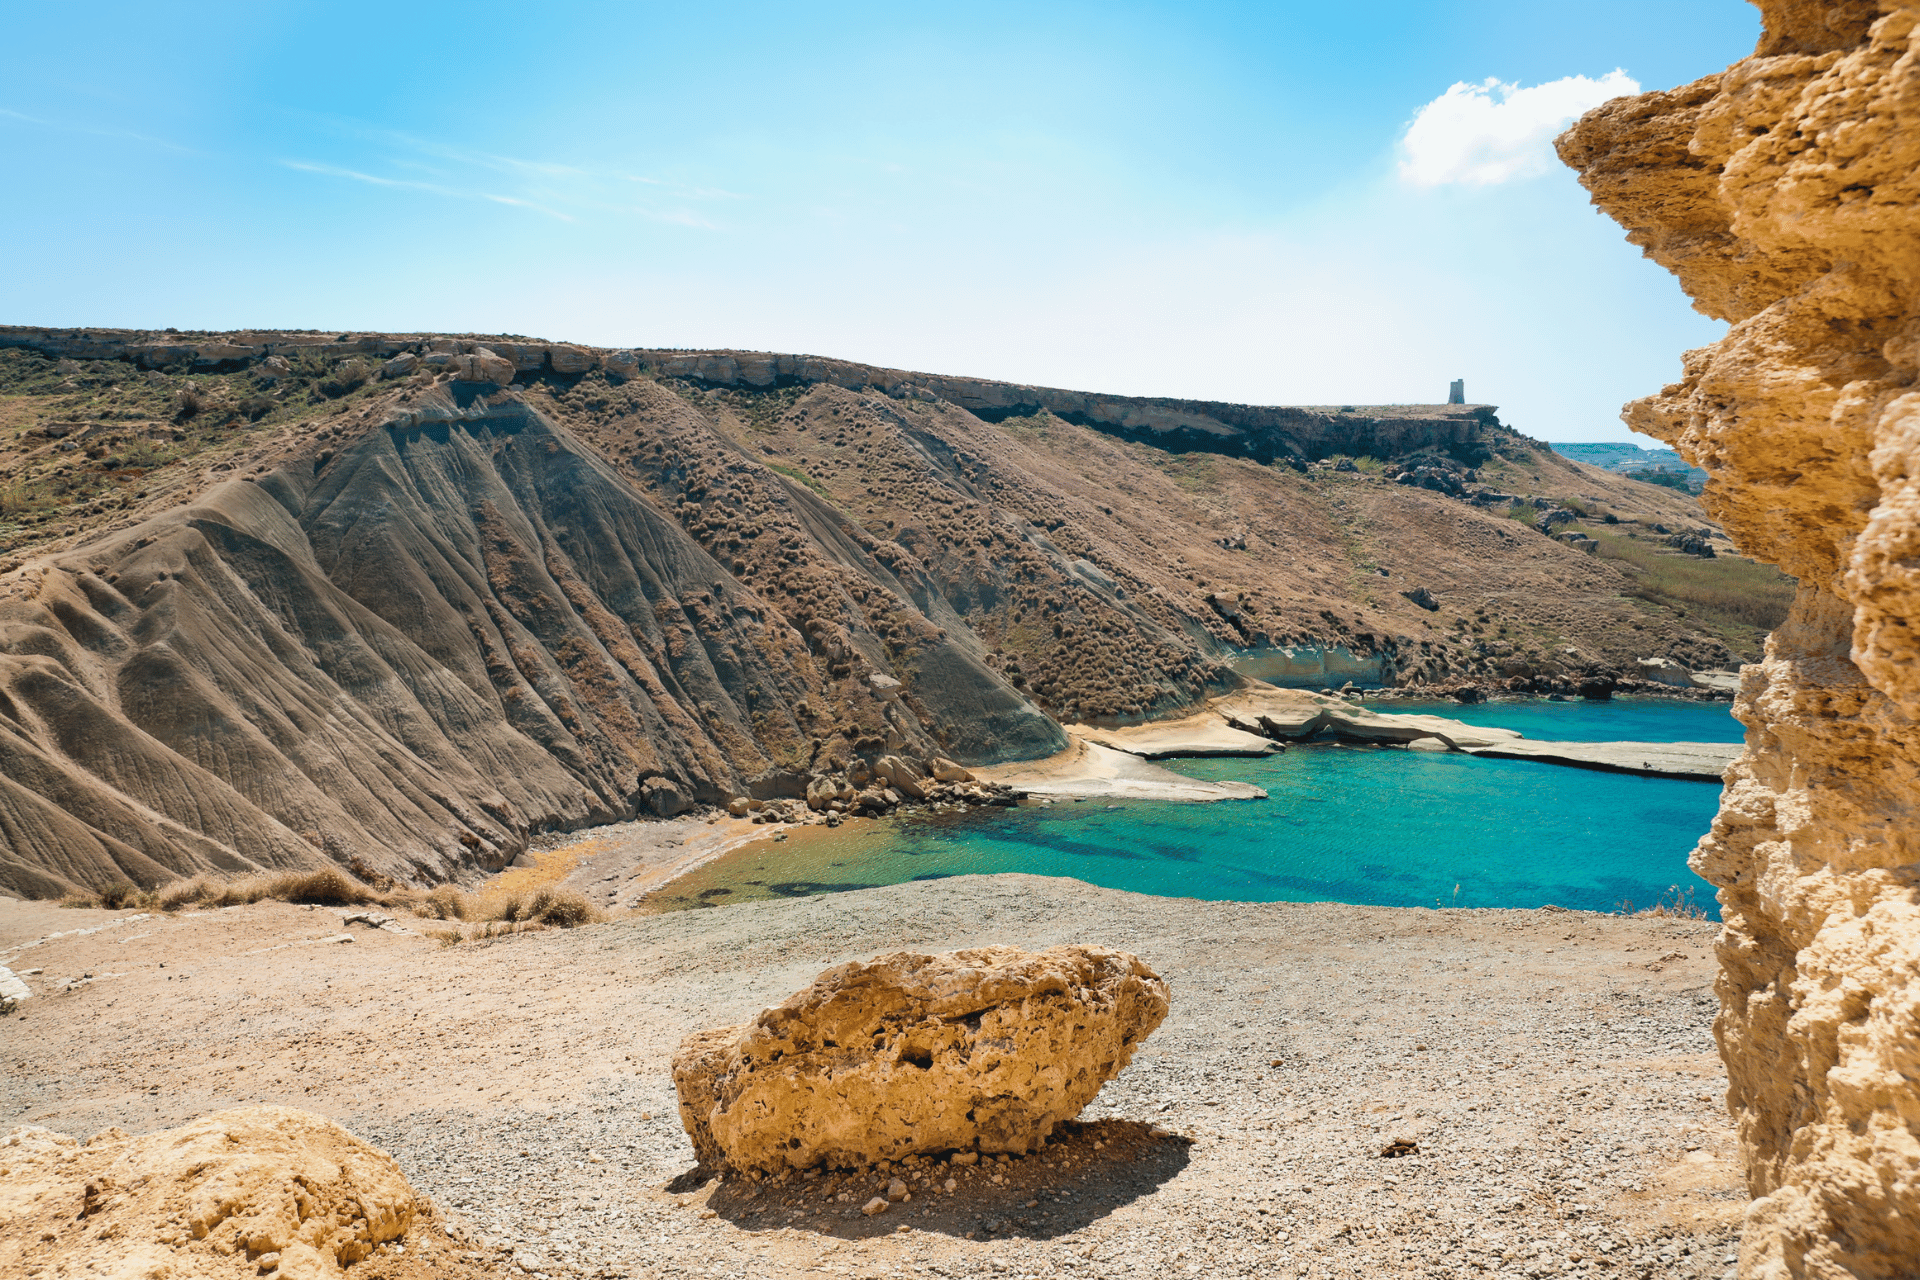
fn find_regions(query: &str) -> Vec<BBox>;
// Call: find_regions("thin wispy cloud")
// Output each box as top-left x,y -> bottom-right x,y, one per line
280,159 -> 454,194
624,174 -> 745,201
272,109 -> 734,228
640,207 -> 719,229
283,159 -> 574,221
484,193 -> 575,221
1399,71 -> 1639,186
0,105 -> 197,154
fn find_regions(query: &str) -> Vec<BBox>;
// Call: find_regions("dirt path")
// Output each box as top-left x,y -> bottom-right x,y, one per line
2,877 -> 1738,1280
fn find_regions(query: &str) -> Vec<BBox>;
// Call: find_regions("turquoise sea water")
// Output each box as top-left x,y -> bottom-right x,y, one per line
658,699 -> 1736,919
1383,697 -> 1747,744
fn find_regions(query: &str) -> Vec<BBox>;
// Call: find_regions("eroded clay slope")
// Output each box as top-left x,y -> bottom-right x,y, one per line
1560,3 -> 1920,1274
0,387 -> 1057,896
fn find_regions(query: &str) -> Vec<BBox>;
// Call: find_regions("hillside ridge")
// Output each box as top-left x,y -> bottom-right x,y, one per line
1,324 -> 1499,467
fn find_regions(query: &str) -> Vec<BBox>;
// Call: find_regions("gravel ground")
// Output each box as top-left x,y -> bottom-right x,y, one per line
1,874 -> 1738,1280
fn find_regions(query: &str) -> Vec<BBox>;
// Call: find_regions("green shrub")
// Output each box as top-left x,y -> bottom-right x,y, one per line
1626,467 -> 1698,494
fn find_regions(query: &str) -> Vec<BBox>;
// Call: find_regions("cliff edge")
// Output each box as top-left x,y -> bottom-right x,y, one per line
1560,3 -> 1920,1274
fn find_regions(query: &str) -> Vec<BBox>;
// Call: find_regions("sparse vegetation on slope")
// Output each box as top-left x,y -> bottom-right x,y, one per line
1575,525 -> 1793,644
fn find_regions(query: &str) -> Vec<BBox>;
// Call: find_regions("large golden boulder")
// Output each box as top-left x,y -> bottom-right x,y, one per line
673,945 -> 1169,1172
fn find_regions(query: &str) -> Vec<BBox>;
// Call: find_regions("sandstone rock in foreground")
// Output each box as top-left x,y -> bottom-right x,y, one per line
0,1106 -> 429,1280
1561,4 -> 1920,1274
673,945 -> 1169,1172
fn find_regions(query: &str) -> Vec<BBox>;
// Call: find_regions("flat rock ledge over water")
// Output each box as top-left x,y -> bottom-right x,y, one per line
3,875 -> 1738,1280
1072,687 -> 1736,781
1459,741 -> 1736,781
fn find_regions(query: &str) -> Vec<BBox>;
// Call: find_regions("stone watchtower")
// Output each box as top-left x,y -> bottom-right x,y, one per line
1447,379 -> 1465,405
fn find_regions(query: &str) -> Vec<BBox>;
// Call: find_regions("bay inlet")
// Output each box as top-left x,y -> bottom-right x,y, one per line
649,698 -> 1736,919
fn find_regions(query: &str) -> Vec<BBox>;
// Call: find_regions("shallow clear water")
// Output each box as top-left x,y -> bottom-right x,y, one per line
657,699 -> 1735,919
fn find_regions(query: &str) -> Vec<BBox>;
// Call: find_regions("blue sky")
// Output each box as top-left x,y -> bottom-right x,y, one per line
1,1 -> 1758,442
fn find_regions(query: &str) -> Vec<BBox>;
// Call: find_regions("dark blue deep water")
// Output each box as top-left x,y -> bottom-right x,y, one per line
658,699 -> 1736,919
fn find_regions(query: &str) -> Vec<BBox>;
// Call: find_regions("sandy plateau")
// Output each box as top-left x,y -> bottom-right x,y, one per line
5,875 -> 1740,1280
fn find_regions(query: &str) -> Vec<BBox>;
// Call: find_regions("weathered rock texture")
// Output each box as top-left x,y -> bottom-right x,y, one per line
0,1106 -> 459,1280
1560,4 -> 1920,1274
672,944 -> 1169,1172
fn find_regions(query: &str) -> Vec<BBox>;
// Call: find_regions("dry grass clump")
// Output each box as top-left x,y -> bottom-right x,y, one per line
1617,884 -> 1712,921
68,867 -> 380,913
502,887 -> 598,927
414,884 -> 470,920
416,885 -> 598,928
62,879 -> 164,910
149,868 -> 380,911
59,867 -> 601,930
98,881 -> 150,910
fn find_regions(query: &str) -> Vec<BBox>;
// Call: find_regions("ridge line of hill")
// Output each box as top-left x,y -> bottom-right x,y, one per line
1,325 -> 1503,468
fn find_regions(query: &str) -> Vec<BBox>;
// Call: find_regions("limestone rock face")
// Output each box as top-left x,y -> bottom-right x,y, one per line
0,1107 -> 420,1280
928,756 -> 973,783
641,774 -> 689,817
1560,6 -> 1920,1274
462,348 -> 516,386
490,341 -> 549,373
672,945 -> 1169,1172
1635,656 -> 1696,688
873,753 -> 928,799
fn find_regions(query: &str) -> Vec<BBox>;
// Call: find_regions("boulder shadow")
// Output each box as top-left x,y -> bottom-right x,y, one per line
686,1119 -> 1191,1242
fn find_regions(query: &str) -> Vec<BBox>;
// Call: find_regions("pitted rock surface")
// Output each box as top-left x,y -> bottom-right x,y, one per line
672,944 -> 1169,1172
0,1106 -> 462,1280
1561,4 -> 1920,1274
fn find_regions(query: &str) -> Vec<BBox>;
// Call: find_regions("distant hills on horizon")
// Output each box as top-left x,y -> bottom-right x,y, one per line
1551,441 -> 1708,490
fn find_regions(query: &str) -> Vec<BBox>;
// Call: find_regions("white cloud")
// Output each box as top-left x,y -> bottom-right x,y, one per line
1399,71 -> 1639,186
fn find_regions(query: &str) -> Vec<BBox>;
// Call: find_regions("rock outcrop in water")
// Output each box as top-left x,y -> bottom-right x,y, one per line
672,945 -> 1169,1172
1560,4 -> 1920,1273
